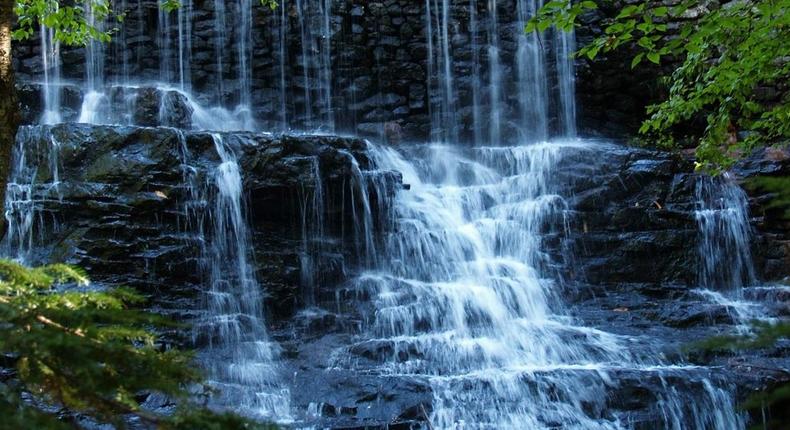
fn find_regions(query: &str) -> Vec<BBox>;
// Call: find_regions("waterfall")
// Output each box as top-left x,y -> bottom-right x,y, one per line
695,175 -> 756,292
2,127 -> 63,263
487,0 -> 502,145
516,0 -> 549,141
556,27 -> 577,137
40,25 -> 62,125
78,0 -> 108,124
214,0 -> 227,103
15,2 -> 769,427
183,133 -> 291,420
329,141 -> 746,429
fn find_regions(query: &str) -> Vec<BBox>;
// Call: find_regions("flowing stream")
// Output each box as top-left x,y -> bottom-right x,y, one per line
7,1 -> 777,428
324,141 -> 745,429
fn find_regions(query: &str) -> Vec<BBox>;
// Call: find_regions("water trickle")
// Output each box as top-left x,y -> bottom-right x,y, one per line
695,175 -> 756,293
84,0 -> 105,93
556,26 -> 577,137
177,0 -> 193,91
183,133 -> 291,420
40,25 -> 62,125
238,0 -> 254,128
469,0 -> 483,146
298,156 -> 326,306
276,2 -> 289,129
214,0 -> 227,103
3,126 -> 64,263
487,0 -> 502,145
516,0 -> 550,142
692,175 -> 775,332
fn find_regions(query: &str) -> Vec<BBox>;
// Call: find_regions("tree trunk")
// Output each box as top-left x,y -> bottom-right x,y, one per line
0,0 -> 19,239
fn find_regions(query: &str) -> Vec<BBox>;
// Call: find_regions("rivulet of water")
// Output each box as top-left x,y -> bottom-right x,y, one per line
695,175 -> 756,293
180,133 -> 292,421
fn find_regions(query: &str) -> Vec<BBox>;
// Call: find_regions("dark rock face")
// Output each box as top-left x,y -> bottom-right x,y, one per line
6,124 -> 400,322
6,126 -> 789,428
734,147 -> 790,281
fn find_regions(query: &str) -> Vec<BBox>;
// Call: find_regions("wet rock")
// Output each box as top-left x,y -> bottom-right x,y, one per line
7,124 -> 400,321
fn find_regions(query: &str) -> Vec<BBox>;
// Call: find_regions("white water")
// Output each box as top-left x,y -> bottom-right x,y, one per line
327,140 -> 745,429
695,175 -> 757,293
39,25 -> 62,125
692,175 -> 782,332
516,0 -> 549,142
16,2 -> 762,427
2,127 -> 63,262
182,133 -> 292,420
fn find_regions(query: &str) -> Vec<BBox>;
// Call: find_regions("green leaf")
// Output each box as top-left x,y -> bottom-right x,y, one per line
631,53 -> 644,69
586,44 -> 601,60
653,6 -> 669,17
647,52 -> 660,64
616,5 -> 639,19
525,21 -> 537,33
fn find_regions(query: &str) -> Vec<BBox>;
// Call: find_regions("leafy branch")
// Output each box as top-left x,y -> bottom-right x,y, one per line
12,0 -> 279,46
527,0 -> 790,172
0,259 -> 276,429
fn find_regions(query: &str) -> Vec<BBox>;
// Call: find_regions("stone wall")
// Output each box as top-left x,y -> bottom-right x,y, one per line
12,0 -> 575,142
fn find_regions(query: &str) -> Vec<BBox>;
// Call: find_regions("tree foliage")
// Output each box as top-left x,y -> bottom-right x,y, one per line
0,259 -> 275,429
12,0 -> 279,46
528,0 -> 790,172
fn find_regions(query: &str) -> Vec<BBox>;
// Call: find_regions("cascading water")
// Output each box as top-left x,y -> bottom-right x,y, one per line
556,27 -> 577,137
695,175 -> 757,293
14,1 -> 777,427
78,0 -> 109,124
2,126 -> 63,262
516,0 -> 550,142
183,133 -> 291,420
692,175 -> 777,330
326,141 -> 745,429
40,25 -> 62,125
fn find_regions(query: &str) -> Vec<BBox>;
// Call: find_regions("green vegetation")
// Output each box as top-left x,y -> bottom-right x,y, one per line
0,259 -> 276,429
528,0 -> 790,172
12,0 -> 279,45
690,321 -> 790,430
